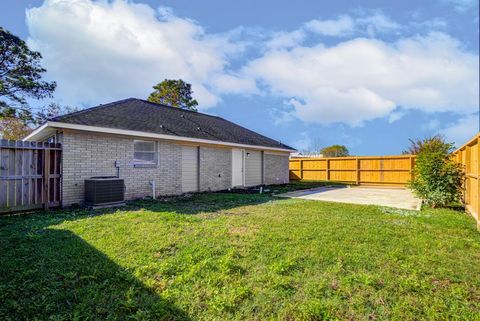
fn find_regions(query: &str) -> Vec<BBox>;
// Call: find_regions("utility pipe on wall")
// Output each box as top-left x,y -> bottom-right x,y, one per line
150,180 -> 156,199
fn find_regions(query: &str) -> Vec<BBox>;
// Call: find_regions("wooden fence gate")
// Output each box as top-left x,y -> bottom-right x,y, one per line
0,139 -> 62,214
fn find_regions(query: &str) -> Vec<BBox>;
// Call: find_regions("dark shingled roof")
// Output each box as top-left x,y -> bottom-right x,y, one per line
51,98 -> 294,150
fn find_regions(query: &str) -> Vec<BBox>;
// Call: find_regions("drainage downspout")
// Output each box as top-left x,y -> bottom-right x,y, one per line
114,160 -> 120,178
150,180 -> 156,200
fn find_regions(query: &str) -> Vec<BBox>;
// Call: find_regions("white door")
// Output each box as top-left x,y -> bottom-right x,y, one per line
182,146 -> 199,192
232,149 -> 244,187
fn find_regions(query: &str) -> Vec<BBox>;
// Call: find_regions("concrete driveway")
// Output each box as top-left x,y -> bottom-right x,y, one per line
276,185 -> 421,210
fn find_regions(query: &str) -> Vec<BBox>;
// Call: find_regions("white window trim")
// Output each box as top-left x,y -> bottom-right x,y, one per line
133,139 -> 157,167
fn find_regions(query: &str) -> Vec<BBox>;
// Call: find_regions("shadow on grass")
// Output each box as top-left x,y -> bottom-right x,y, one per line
0,183 -> 330,319
1,182 -> 334,221
273,180 -> 345,193
0,182 -> 337,319
133,192 -> 271,215
0,226 -> 190,320
131,181 -> 338,216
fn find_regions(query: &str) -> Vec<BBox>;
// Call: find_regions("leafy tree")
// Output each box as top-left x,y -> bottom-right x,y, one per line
408,136 -> 464,208
1,103 -> 77,139
147,79 -> 198,111
0,27 -> 56,120
320,145 -> 349,157
33,103 -> 79,125
402,135 -> 446,155
0,117 -> 32,139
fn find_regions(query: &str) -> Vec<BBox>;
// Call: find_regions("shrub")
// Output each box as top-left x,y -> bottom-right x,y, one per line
402,135 -> 446,155
408,136 -> 464,208
320,145 -> 349,157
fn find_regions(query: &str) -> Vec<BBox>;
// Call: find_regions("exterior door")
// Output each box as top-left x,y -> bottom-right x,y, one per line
182,146 -> 199,193
245,150 -> 263,186
232,149 -> 244,187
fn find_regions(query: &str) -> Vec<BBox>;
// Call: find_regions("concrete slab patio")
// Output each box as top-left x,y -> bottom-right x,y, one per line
276,186 -> 422,210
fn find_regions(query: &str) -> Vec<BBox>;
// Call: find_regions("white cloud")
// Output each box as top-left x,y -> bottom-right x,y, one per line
305,15 -> 355,36
410,18 -> 447,30
422,119 -> 441,131
442,0 -> 478,12
266,30 -> 306,50
272,110 -> 296,126
25,1 -> 479,129
210,73 -> 258,95
388,110 -> 406,123
292,131 -> 312,151
270,99 -> 298,126
422,118 -> 441,131
244,32 -> 479,126
26,0 -> 243,109
441,114 -> 479,146
355,13 -> 400,36
305,12 -> 400,38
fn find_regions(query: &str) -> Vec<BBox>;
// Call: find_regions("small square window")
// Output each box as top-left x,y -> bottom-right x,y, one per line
134,140 -> 157,167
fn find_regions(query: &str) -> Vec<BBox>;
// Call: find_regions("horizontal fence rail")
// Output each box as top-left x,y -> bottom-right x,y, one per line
0,139 -> 62,214
289,155 -> 415,186
452,132 -> 480,227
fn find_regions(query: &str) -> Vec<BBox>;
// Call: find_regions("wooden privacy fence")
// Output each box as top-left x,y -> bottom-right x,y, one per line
0,139 -> 62,214
452,132 -> 480,227
289,155 -> 415,186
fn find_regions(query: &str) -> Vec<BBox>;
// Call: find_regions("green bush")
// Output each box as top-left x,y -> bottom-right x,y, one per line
320,144 -> 349,157
408,136 -> 464,208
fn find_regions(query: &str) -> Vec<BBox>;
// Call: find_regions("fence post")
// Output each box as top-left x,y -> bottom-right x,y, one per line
473,133 -> 480,229
465,145 -> 471,206
326,159 -> 330,181
356,157 -> 360,185
379,158 -> 384,183
43,148 -> 50,210
299,159 -> 303,180
410,156 -> 415,181
477,135 -> 480,228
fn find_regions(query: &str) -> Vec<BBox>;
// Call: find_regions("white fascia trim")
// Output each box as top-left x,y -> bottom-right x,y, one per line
23,122 -> 49,141
25,121 -> 296,153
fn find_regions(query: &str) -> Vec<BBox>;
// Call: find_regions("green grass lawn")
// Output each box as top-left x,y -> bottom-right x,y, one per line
1,182 -> 479,321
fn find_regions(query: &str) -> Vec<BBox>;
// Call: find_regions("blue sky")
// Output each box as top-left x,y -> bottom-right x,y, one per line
1,0 -> 479,154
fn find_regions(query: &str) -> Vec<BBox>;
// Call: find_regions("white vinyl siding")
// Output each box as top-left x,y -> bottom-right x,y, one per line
245,150 -> 262,186
182,146 -> 199,192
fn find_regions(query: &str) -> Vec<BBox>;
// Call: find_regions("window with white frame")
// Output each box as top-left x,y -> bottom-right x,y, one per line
133,140 -> 157,166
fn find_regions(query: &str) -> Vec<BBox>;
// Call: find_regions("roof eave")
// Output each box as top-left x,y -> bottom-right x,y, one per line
24,121 -> 297,153
23,122 -> 56,141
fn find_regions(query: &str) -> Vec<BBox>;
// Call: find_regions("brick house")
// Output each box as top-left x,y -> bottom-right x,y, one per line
24,98 -> 295,206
